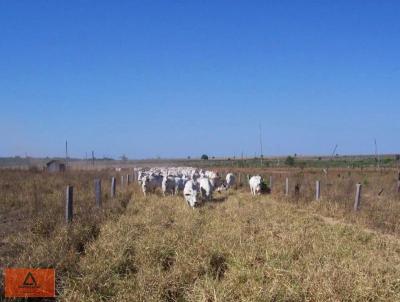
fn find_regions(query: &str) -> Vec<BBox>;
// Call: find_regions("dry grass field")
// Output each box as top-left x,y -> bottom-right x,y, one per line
1,167 -> 400,301
61,191 -> 400,301
0,169 -> 132,300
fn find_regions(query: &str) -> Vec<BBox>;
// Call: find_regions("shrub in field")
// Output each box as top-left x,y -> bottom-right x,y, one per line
201,154 -> 209,160
285,156 -> 295,166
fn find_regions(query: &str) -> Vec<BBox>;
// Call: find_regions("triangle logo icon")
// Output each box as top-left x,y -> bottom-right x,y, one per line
22,272 -> 37,287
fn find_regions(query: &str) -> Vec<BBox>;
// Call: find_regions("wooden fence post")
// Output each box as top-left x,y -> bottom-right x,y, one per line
127,174 -> 130,185
397,172 -> 400,193
238,173 -> 241,186
294,183 -> 300,197
269,176 -> 273,191
285,177 -> 289,196
316,180 -> 321,201
354,183 -> 362,211
121,175 -> 124,187
95,179 -> 102,207
111,177 -> 116,198
66,186 -> 73,223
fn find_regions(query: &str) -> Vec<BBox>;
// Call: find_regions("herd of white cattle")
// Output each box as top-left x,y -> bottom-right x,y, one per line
133,167 -> 265,207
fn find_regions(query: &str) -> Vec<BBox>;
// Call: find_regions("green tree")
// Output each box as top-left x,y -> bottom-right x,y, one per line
285,156 -> 295,167
201,154 -> 209,160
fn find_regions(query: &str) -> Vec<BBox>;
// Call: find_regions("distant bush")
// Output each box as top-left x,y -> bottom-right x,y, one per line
201,154 -> 209,160
285,156 -> 295,167
383,158 -> 392,165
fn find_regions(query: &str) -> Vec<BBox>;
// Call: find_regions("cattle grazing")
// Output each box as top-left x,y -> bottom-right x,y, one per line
199,176 -> 213,201
174,177 -> 187,195
183,180 -> 200,207
137,171 -> 146,185
136,167 -> 238,203
162,175 -> 176,196
225,173 -> 236,189
207,171 -> 223,188
142,174 -> 163,196
249,175 -> 263,195
191,170 -> 200,181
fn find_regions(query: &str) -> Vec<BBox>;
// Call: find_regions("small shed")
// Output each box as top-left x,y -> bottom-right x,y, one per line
46,160 -> 66,173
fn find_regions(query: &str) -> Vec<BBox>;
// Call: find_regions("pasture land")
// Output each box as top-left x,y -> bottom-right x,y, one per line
62,191 -> 400,301
0,169 -> 133,299
1,167 -> 400,301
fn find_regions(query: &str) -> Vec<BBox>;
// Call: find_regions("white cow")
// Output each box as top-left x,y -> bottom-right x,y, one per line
162,175 -> 176,196
225,173 -> 236,189
207,171 -> 222,188
249,175 -> 263,195
183,180 -> 200,207
174,177 -> 187,195
142,174 -> 163,196
137,170 -> 146,185
199,176 -> 213,201
191,170 -> 200,181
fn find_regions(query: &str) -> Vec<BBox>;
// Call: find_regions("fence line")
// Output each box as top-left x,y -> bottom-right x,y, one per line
354,183 -> 362,211
269,176 -> 273,192
95,179 -> 102,207
65,186 -> 73,223
285,178 -> 289,196
397,172 -> 400,193
60,170 -> 399,224
111,177 -> 116,198
316,180 -> 321,201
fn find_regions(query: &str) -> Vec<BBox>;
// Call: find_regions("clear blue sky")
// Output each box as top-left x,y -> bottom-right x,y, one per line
1,1 -> 399,159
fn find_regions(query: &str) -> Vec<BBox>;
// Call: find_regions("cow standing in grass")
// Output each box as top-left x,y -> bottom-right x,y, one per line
162,175 -> 176,196
249,175 -> 263,195
225,173 -> 236,189
184,180 -> 200,207
142,174 -> 163,196
199,176 -> 213,201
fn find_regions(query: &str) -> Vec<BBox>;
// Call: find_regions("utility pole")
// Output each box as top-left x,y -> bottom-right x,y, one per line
92,151 -> 95,166
374,139 -> 380,169
65,140 -> 68,166
326,144 -> 338,174
259,123 -> 263,166
331,144 -> 338,158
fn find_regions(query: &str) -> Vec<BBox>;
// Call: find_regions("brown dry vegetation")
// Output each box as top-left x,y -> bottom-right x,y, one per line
215,167 -> 400,235
0,169 -> 133,299
1,168 -> 400,301
62,192 -> 400,301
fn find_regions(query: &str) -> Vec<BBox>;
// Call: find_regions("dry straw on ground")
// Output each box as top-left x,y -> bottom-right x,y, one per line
62,191 -> 400,301
1,168 -> 400,301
